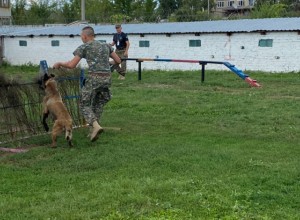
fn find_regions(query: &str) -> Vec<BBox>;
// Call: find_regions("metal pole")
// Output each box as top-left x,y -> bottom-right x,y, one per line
81,0 -> 85,21
138,61 -> 142,80
208,0 -> 210,17
200,62 -> 206,83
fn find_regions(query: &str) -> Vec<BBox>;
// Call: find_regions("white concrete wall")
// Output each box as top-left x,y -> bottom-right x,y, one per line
4,36 -> 83,67
3,31 -> 300,72
0,8 -> 11,17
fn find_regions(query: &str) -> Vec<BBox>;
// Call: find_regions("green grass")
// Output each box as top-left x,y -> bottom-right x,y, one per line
0,66 -> 300,219
0,62 -> 40,82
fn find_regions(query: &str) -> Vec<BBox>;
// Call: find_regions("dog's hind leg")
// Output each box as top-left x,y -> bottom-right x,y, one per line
51,121 -> 63,148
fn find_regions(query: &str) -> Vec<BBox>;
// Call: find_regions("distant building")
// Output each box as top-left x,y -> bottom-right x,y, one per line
0,0 -> 11,25
214,0 -> 255,17
0,17 -> 300,72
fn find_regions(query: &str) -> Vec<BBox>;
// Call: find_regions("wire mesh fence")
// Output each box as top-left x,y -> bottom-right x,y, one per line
0,70 -> 85,145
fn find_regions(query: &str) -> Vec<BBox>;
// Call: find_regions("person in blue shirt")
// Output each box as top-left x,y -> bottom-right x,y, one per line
110,24 -> 130,80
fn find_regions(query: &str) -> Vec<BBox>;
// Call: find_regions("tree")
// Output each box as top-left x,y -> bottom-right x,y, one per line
144,0 -> 157,21
84,0 -> 114,24
168,0 -> 212,21
11,0 -> 58,25
157,0 -> 181,19
113,0 -> 134,15
27,0 -> 57,25
10,0 -> 300,25
60,0 -> 81,24
130,0 -> 157,22
11,0 -> 28,25
250,2 -> 287,18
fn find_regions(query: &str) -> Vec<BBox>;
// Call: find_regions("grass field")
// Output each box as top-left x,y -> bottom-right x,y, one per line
0,65 -> 300,219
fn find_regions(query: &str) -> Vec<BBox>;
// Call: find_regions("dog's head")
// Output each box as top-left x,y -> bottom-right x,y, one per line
38,73 -> 55,90
44,74 -> 59,95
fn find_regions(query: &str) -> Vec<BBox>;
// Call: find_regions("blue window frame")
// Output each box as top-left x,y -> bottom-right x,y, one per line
258,39 -> 273,47
189,40 -> 201,47
51,40 -> 60,47
19,40 -> 27,47
139,40 -> 150,47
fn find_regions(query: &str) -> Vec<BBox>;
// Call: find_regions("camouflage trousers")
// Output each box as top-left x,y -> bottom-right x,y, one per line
79,74 -> 112,125
111,49 -> 128,76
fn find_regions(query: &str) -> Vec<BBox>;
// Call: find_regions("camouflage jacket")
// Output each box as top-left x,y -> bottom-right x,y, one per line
73,40 -> 113,73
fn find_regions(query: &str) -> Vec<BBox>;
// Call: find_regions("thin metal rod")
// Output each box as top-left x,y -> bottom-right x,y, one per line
200,62 -> 207,83
138,61 -> 142,80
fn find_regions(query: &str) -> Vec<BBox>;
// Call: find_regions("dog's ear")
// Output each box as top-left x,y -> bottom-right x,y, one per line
49,73 -> 55,78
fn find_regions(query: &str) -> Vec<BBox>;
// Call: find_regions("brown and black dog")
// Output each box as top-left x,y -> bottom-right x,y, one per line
41,74 -> 73,147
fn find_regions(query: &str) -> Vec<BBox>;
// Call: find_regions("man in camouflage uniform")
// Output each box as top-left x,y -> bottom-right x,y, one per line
53,26 -> 121,142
